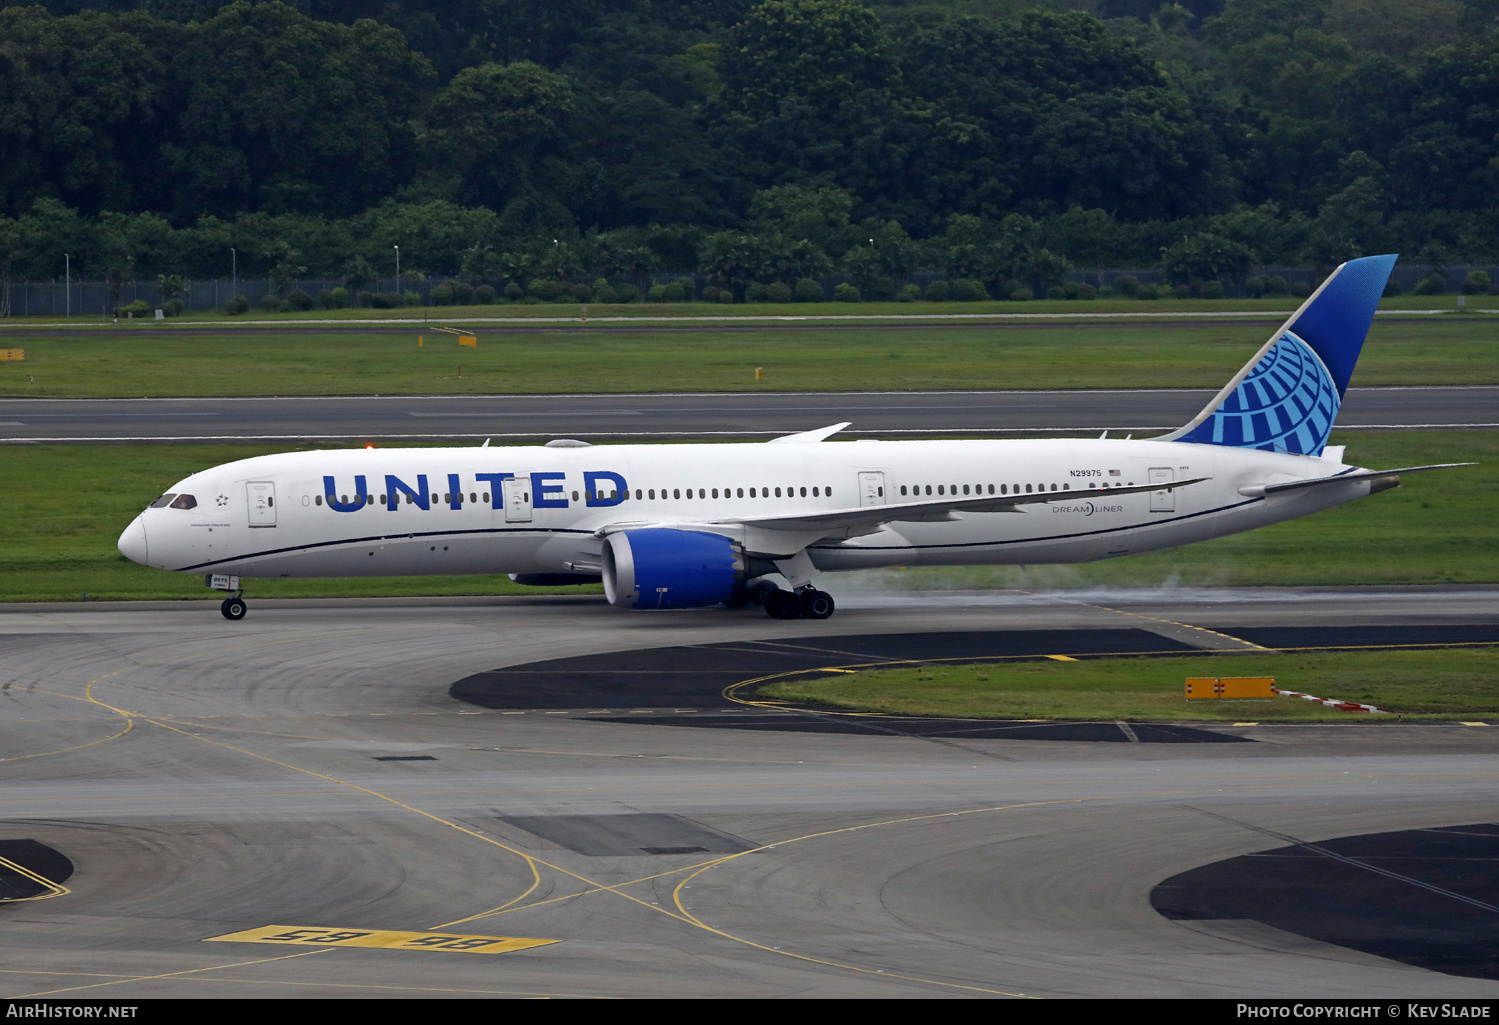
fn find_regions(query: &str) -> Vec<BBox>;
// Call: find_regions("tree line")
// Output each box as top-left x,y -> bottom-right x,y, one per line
2,0 -> 1497,295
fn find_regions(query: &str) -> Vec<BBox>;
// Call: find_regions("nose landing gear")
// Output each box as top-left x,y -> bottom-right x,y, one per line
220,595 -> 247,620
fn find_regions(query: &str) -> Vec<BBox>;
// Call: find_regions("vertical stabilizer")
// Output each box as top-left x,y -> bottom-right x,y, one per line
1162,254 -> 1397,455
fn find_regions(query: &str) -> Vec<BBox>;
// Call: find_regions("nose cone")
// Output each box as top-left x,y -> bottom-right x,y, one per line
118,515 -> 149,566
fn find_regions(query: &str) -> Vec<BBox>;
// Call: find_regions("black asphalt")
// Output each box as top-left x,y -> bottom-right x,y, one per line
0,839 -> 73,901
448,624 -> 1499,744
1232,624 -> 1499,649
447,627 -> 1198,714
3,386 -> 1493,443
1152,822 -> 1499,980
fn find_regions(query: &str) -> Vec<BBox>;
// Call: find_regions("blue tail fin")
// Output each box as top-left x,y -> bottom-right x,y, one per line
1164,254 -> 1396,456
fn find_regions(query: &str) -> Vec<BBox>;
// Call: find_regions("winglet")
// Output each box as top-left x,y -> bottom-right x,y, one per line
768,422 -> 851,444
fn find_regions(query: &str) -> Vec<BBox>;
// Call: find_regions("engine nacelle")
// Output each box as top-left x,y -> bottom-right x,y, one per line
601,528 -> 747,610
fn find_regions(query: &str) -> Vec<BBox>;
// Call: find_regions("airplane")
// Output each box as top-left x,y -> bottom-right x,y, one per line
118,254 -> 1467,622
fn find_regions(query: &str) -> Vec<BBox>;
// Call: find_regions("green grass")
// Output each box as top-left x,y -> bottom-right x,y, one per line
7,292 -> 1496,325
755,648 -> 1499,721
0,317 -> 1494,397
0,430 -> 1492,602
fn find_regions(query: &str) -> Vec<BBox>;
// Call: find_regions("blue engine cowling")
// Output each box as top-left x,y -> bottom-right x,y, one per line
602,528 -> 747,610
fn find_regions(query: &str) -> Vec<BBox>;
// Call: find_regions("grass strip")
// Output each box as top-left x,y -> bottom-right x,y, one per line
4,294 -> 1494,326
0,319 -> 1494,398
0,431 -> 1492,602
755,648 -> 1499,721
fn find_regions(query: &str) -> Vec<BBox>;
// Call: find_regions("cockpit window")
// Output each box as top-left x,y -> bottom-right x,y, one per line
148,493 -> 176,508
168,494 -> 198,510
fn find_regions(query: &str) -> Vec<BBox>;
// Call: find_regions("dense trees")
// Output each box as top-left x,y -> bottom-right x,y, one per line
2,0 -> 1497,288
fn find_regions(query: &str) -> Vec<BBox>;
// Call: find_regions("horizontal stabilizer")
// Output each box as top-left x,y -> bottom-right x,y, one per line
1237,463 -> 1475,498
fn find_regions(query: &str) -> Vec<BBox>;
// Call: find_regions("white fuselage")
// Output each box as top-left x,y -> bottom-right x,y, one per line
120,438 -> 1375,582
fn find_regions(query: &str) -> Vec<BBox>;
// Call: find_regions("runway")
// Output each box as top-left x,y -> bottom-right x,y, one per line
2,386 -> 1495,443
1,587 -> 1496,998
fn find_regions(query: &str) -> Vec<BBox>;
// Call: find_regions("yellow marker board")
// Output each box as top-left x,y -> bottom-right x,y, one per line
1185,676 -> 1275,700
0,349 -> 24,361
207,925 -> 557,954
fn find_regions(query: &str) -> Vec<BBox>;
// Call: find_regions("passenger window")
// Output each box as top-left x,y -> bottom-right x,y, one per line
572,491 -> 579,501
1026,484 -> 1033,493
470,492 -> 477,503
149,493 -> 176,508
963,485 -> 970,495
366,495 -> 374,505
673,489 -> 680,499
649,489 -> 656,499
712,488 -> 719,499
800,487 -> 806,497
737,488 -> 744,497
775,487 -> 782,497
699,488 -> 705,498
813,487 -> 819,497
315,495 -> 323,506
169,494 -> 197,510
937,485 -> 944,495
988,484 -> 995,494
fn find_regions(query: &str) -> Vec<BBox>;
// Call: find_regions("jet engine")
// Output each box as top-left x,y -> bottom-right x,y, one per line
601,528 -> 749,609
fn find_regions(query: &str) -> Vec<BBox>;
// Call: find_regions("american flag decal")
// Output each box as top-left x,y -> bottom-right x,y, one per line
1109,469 -> 1121,476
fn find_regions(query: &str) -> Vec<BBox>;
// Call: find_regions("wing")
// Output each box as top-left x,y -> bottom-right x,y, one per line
1238,463 -> 1474,497
767,422 -> 851,444
594,477 -> 1211,555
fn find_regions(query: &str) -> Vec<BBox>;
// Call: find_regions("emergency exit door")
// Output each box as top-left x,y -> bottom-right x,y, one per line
247,481 -> 277,527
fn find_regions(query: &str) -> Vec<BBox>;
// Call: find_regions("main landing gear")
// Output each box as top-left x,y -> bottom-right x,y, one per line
764,586 -> 835,621
220,594 -> 247,620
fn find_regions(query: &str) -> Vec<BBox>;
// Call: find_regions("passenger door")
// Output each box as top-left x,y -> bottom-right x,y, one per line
1149,467 -> 1175,512
503,476 -> 532,523
858,471 -> 886,507
246,481 -> 277,527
